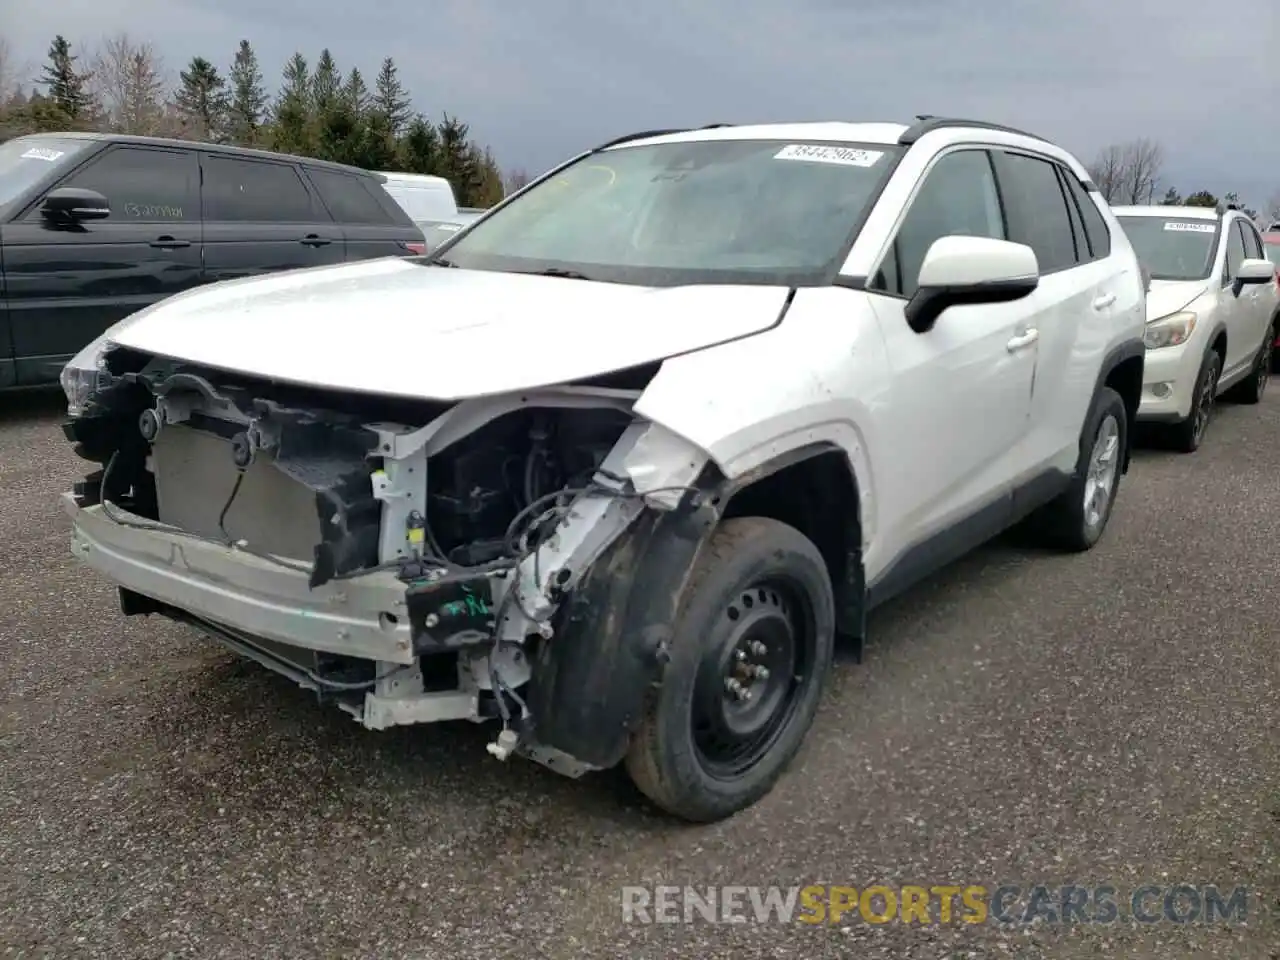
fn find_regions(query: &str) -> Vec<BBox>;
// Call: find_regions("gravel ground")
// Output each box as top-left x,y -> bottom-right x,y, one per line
1,387 -> 1277,959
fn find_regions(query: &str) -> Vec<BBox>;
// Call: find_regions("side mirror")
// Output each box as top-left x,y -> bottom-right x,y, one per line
41,187 -> 110,222
904,236 -> 1040,334
1236,258 -> 1275,287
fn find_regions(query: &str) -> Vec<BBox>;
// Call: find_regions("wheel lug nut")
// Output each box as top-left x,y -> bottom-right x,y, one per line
740,689 -> 752,702
749,641 -> 767,657
735,650 -> 747,662
755,666 -> 769,680
725,678 -> 744,696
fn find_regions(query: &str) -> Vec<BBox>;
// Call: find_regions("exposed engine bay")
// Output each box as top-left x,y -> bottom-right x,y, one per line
64,346 -> 714,774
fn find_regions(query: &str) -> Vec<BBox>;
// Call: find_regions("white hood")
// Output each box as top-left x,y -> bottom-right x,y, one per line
1146,279 -> 1207,321
107,258 -> 792,400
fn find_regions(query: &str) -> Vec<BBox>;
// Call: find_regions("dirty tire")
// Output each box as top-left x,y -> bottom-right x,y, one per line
1226,322 -> 1273,404
625,517 -> 835,823
1027,386 -> 1127,553
1166,349 -> 1220,453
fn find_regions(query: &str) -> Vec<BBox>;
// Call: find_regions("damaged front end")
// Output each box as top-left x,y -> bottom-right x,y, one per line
63,346 -> 718,776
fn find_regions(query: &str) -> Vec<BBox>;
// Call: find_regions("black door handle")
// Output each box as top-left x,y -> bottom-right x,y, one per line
150,236 -> 191,249
300,235 -> 332,247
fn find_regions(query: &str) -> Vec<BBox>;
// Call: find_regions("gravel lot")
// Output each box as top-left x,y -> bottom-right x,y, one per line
1,387 -> 1277,959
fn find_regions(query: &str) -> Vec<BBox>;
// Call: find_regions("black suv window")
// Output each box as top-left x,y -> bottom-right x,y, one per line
993,151 -> 1077,273
1061,173 -> 1111,260
44,145 -> 195,222
307,168 -> 405,225
202,155 -> 316,222
1240,220 -> 1265,260
1224,220 -> 1246,281
872,149 -> 1005,298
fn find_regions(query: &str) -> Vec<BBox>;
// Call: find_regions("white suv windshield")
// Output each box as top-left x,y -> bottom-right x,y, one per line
431,138 -> 901,286
1117,215 -> 1220,282
1264,239 -> 1280,267
0,136 -> 93,209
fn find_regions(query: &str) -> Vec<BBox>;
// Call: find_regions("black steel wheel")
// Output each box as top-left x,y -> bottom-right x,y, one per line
691,579 -> 818,780
626,517 -> 835,823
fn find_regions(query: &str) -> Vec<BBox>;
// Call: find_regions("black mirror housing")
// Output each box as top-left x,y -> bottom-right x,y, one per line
904,276 -> 1039,334
41,187 -> 110,222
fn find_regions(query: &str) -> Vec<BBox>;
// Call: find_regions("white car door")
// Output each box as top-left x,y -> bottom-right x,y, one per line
864,147 -> 1036,559
1239,219 -> 1278,347
1218,220 -> 1254,380
987,148 -> 1120,474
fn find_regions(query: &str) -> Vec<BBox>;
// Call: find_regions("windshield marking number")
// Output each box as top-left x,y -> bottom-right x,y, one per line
774,144 -> 883,167
20,148 -> 65,162
1163,222 -> 1216,233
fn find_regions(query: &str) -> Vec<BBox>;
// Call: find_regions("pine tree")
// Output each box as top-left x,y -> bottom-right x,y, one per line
399,114 -> 440,174
271,53 -> 313,155
311,49 -> 341,117
39,35 -> 95,123
174,57 -> 229,141
372,57 -> 411,135
436,113 -> 479,204
227,40 -> 267,145
342,68 -> 369,113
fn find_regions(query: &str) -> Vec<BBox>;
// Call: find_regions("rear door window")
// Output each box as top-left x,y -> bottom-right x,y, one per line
42,145 -> 197,222
1062,174 -> 1111,260
201,155 -> 317,222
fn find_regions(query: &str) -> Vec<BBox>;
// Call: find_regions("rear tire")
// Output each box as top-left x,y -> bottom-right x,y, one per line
625,517 -> 835,823
1165,349 -> 1220,453
1027,386 -> 1127,552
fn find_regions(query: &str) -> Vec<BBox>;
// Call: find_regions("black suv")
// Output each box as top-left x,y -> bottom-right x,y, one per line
0,132 -> 426,387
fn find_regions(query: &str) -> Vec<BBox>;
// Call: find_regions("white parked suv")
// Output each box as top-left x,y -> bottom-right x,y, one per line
59,116 -> 1146,822
1113,205 -> 1280,451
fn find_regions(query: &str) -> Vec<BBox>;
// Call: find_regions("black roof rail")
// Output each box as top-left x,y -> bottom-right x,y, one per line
591,123 -> 733,153
591,128 -> 689,152
898,115 -> 1042,146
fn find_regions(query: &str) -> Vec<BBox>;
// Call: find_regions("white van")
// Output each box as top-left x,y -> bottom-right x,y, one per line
377,171 -> 487,251
377,172 -> 460,222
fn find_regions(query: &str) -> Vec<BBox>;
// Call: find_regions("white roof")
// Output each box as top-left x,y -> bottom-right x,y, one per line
376,171 -> 451,187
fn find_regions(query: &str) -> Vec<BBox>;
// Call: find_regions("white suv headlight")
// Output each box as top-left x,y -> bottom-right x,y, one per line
1144,311 -> 1196,350
60,339 -> 114,418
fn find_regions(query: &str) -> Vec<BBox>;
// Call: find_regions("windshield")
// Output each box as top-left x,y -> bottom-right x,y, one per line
1117,215 -> 1220,281
430,138 -> 901,286
1264,237 -> 1280,267
0,136 -> 93,208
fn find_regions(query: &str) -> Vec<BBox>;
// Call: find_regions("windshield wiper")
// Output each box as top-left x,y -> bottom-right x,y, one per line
515,267 -> 593,281
427,257 -> 457,267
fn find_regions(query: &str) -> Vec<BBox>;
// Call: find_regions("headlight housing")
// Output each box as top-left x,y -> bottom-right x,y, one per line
1144,311 -> 1196,350
60,339 -> 114,418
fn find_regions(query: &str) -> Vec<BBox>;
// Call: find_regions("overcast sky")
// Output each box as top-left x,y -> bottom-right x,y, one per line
6,0 -> 1280,207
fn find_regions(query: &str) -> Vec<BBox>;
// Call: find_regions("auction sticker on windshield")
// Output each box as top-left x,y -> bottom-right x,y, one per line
774,144 -> 884,167
1163,222 -> 1216,233
20,147 -> 65,162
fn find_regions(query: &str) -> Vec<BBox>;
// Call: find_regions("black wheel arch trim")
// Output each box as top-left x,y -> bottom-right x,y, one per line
525,442 -> 864,769
1093,336 -> 1145,474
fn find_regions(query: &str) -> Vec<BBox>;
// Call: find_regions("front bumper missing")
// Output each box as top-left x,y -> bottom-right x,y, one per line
64,492 -> 415,665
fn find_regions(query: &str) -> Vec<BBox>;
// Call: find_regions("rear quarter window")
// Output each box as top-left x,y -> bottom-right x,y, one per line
308,168 -> 413,226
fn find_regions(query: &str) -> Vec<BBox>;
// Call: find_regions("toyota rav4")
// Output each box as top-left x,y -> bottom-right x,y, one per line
60,117 -> 1146,822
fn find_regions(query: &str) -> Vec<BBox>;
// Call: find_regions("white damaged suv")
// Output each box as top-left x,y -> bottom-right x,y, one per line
60,117 -> 1146,822
1113,205 -> 1279,452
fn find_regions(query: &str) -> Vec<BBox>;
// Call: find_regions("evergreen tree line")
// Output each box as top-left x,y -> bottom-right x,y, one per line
0,35 -> 517,207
